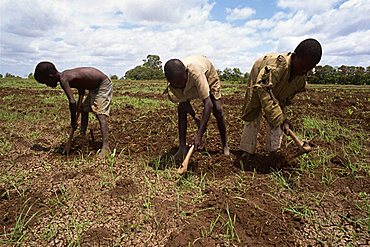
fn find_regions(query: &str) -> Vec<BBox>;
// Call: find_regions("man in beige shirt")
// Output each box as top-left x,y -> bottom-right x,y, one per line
240,38 -> 322,159
164,55 -> 229,160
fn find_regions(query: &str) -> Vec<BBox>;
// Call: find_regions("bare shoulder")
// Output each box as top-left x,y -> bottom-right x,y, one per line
62,67 -> 106,80
79,67 -> 106,76
59,67 -> 108,90
61,67 -> 108,81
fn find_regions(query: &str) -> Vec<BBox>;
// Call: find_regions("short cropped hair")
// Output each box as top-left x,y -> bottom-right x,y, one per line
34,61 -> 58,82
294,38 -> 322,65
164,59 -> 186,81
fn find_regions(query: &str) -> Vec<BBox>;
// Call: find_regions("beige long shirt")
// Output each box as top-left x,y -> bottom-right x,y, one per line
168,55 -> 221,102
241,53 -> 306,128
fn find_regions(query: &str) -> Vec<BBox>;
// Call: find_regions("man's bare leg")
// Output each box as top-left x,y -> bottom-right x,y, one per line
96,114 -> 110,159
80,111 -> 89,135
174,102 -> 188,161
211,96 -> 229,155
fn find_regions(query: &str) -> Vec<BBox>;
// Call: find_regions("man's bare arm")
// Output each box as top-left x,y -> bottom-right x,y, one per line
182,101 -> 201,128
194,96 -> 213,149
77,89 -> 85,113
60,80 -> 77,130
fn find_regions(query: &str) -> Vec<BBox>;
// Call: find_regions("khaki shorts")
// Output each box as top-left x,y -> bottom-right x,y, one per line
83,78 -> 113,117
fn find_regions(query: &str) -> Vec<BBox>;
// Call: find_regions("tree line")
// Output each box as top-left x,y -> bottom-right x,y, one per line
1,55 -> 369,85
122,55 -> 250,82
307,65 -> 370,85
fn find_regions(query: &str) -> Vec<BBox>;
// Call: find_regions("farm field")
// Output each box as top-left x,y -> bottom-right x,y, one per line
0,78 -> 369,246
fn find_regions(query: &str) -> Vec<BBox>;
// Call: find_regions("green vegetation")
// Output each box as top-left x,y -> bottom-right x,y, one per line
113,95 -> 171,112
218,67 -> 249,83
1,198 -> 39,245
0,78 -> 44,88
1,55 -> 369,85
271,170 -> 293,191
0,78 -> 369,246
125,55 -> 165,80
308,65 -> 370,85
284,203 -> 314,220
0,137 -> 12,155
300,115 -> 367,176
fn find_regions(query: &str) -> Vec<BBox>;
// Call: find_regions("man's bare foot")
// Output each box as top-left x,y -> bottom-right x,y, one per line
98,147 -> 111,160
78,132 -> 87,143
173,146 -> 187,162
62,142 -> 71,155
223,146 -> 230,156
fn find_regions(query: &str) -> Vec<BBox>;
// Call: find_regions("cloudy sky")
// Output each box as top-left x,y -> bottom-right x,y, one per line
0,0 -> 369,78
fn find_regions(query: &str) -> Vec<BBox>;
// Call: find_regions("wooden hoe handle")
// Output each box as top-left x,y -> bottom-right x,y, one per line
63,112 -> 81,155
286,128 -> 303,146
286,128 -> 312,153
177,145 -> 195,175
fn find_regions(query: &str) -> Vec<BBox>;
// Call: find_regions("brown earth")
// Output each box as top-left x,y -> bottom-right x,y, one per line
0,84 -> 369,246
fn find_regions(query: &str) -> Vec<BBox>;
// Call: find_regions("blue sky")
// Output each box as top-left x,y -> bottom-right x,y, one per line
0,0 -> 369,77
212,0 -> 276,20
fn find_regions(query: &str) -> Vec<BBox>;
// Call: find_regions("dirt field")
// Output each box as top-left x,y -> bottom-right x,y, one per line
1,79 -> 369,246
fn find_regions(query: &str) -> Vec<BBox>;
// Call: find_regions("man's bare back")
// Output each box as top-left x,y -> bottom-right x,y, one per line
34,62 -> 112,159
61,67 -> 108,91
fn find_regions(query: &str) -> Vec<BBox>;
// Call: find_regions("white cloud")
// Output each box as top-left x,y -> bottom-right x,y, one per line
309,0 -> 370,37
277,0 -> 342,14
268,0 -> 370,64
0,0 -> 369,77
324,30 -> 370,56
226,7 -> 256,21
119,0 -> 213,25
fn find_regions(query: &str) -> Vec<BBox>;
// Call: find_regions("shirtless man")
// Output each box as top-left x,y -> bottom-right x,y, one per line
34,62 -> 112,158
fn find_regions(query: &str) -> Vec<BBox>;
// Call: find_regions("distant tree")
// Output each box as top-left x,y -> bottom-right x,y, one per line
125,65 -> 164,80
3,73 -> 22,79
219,67 -> 245,82
110,75 -> 118,80
28,73 -> 34,79
5,72 -> 15,78
125,55 -> 165,80
356,66 -> 365,74
243,72 -> 249,82
219,67 -> 231,81
143,55 -> 162,70
0,74 -> 3,79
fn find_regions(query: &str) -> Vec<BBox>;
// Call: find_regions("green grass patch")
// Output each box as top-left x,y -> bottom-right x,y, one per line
302,116 -> 346,143
40,93 -> 66,105
0,171 -> 29,198
297,149 -> 334,172
270,170 -> 294,192
0,78 -> 44,88
220,84 -> 244,96
113,95 -> 170,111
284,203 -> 315,220
0,137 -> 12,155
2,94 -> 16,101
0,198 -> 39,245
113,79 -> 166,94
356,192 -> 370,230
0,109 -> 19,122
300,115 -> 367,175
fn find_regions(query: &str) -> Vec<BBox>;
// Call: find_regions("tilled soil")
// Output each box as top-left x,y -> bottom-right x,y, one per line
0,84 -> 369,246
